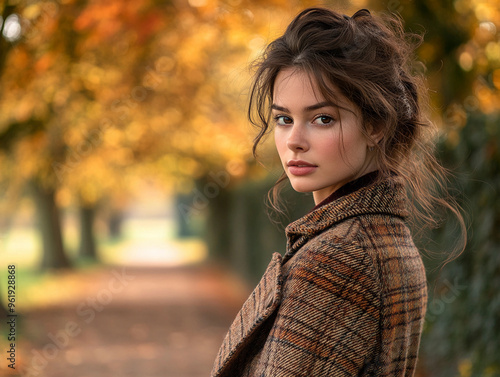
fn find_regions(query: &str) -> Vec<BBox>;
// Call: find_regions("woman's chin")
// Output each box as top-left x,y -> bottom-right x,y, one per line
289,183 -> 315,193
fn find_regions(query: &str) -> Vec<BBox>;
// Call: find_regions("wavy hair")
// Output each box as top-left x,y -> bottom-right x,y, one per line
248,7 -> 466,261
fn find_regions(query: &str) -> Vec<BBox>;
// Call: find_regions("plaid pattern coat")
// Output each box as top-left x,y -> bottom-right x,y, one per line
211,177 -> 428,376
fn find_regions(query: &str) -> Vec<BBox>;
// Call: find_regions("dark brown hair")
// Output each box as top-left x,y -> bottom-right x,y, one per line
249,7 -> 465,260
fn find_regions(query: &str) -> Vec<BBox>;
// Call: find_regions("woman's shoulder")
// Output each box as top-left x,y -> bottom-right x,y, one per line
287,212 -> 420,278
283,213 -> 425,304
310,210 -> 416,255
282,222 -> 383,312
285,217 -> 379,280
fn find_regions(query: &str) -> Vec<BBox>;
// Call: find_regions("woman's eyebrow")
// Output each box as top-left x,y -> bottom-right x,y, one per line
271,104 -> 289,112
271,101 -> 335,113
304,101 -> 334,112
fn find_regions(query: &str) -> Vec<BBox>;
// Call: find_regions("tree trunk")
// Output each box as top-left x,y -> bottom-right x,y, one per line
107,209 -> 123,239
0,291 -> 8,317
205,184 -> 232,262
29,180 -> 71,270
78,204 -> 98,260
175,193 -> 195,238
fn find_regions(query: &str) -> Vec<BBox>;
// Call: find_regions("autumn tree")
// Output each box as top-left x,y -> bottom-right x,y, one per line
0,0 -> 171,267
0,1 -> 17,317
0,0 -> 283,268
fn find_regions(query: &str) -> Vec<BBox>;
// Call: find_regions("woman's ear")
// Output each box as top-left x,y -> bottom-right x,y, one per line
366,122 -> 384,147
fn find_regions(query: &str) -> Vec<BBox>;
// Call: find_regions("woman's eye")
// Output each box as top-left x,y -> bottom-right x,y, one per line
274,115 -> 293,126
314,115 -> 334,126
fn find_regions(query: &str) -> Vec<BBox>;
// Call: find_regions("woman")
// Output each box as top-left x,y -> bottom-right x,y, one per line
211,7 -> 464,377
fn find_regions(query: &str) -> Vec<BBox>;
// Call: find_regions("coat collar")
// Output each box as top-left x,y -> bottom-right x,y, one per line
284,176 -> 409,263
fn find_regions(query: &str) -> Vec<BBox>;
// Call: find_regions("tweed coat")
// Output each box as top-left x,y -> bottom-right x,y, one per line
211,176 -> 428,376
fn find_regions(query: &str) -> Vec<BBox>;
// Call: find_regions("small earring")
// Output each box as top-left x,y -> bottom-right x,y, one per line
368,146 -> 374,152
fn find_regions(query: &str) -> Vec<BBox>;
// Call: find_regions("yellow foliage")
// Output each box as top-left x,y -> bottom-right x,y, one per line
5,0 -> 496,207
493,69 -> 500,89
459,51 -> 474,71
474,2 -> 499,22
485,41 -> 500,62
458,358 -> 472,377
226,158 -> 247,177
103,128 -> 123,148
23,3 -> 43,20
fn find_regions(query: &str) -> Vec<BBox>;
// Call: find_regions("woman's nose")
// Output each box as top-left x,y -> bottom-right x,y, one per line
286,124 -> 309,152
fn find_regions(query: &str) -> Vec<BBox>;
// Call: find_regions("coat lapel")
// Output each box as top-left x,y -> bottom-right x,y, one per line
211,252 -> 283,377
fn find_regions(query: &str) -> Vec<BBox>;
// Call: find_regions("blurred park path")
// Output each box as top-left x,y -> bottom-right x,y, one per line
15,260 -> 251,377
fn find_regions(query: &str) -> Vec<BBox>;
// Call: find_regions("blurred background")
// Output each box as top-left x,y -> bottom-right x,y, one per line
0,0 -> 498,376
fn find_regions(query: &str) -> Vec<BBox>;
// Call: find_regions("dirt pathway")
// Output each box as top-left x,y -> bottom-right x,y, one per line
8,264 -> 250,377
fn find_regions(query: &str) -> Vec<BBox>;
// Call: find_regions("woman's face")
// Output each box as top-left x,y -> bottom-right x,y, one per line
273,68 -> 378,204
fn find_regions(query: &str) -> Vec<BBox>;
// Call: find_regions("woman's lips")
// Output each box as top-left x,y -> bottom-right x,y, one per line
287,160 -> 317,176
288,166 -> 317,175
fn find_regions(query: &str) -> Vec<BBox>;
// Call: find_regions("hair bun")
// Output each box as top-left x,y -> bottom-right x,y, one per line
352,9 -> 371,18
